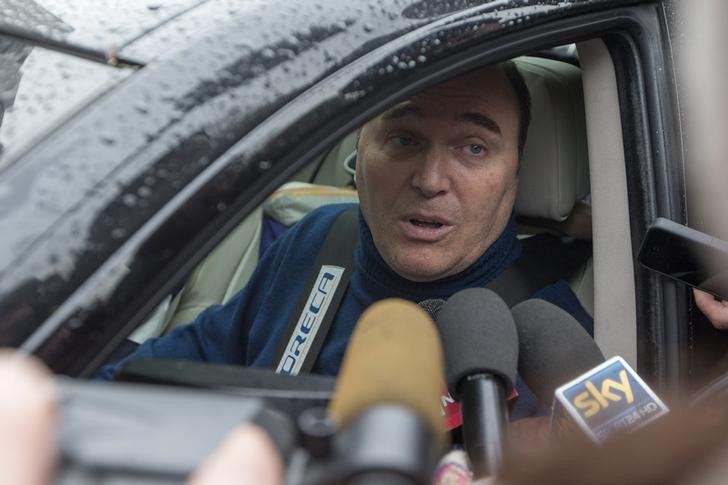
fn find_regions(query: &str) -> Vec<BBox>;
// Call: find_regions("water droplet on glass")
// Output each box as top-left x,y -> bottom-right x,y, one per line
111,228 -> 126,239
100,133 -> 116,145
122,194 -> 137,207
137,186 -> 152,198
258,160 -> 272,171
68,317 -> 84,329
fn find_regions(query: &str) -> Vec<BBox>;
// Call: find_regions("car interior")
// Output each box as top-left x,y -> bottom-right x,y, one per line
123,39 -> 638,372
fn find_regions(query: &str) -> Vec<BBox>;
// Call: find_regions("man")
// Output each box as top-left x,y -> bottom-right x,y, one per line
99,62 -> 591,415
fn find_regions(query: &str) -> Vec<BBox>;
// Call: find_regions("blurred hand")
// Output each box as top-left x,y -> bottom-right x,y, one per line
187,424 -> 284,485
0,352 -> 57,485
433,417 -> 553,485
0,350 -> 284,485
507,416 -> 552,459
694,289 -> 728,329
497,402 -> 728,485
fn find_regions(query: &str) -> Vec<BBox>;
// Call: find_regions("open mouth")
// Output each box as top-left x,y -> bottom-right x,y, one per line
410,218 -> 444,229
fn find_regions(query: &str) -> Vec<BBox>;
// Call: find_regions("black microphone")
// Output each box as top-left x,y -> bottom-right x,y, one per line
512,299 -> 668,442
435,288 -> 518,478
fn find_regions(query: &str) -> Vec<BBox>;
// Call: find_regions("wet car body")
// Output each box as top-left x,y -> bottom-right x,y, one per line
0,0 -> 724,398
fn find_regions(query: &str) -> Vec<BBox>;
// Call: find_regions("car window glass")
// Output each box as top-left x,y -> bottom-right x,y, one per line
0,36 -> 131,170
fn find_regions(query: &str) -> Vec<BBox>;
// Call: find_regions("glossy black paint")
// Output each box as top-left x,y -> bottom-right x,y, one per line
0,0 -> 657,376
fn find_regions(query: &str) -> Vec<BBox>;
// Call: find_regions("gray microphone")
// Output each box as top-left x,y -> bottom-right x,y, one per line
512,300 -> 668,442
435,288 -> 518,478
511,299 -> 604,405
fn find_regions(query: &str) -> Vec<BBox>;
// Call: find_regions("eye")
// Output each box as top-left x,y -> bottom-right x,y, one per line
392,135 -> 416,146
465,143 -> 486,155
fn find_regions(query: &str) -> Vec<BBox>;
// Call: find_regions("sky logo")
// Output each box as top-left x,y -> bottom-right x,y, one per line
552,356 -> 669,442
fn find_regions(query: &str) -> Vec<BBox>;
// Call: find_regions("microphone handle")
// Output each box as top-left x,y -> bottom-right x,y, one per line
459,373 -> 508,478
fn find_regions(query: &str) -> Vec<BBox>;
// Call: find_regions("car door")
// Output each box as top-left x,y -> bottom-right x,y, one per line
1,0 -> 710,402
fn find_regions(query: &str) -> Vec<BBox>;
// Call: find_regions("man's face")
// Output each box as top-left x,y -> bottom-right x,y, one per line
356,67 -> 521,282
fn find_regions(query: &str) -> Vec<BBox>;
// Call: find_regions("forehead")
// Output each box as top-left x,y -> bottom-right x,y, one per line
381,67 -> 519,126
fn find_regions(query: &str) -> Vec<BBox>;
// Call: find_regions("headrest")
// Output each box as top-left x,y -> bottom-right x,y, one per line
514,57 -> 589,222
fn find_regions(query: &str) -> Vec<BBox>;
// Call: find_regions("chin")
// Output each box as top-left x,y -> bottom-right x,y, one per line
391,257 -> 449,282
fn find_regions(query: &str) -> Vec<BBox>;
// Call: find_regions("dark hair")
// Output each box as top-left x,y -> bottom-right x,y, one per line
501,60 -> 531,159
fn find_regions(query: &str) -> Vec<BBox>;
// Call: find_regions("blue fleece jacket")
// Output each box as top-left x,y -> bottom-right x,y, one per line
98,203 -> 592,416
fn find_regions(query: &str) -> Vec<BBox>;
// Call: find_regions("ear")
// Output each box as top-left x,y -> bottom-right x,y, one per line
344,149 -> 357,186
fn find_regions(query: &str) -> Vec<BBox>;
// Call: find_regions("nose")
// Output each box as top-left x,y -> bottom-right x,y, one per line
411,146 -> 450,198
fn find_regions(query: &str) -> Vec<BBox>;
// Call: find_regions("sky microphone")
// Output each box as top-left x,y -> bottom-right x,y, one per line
435,288 -> 518,478
512,299 -> 668,443
315,298 -> 446,485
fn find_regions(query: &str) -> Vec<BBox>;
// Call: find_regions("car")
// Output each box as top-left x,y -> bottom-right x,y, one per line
0,0 -> 725,413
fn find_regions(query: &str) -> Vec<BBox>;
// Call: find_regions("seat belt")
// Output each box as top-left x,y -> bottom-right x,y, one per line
487,233 -> 592,307
272,207 -> 358,375
273,207 -> 591,374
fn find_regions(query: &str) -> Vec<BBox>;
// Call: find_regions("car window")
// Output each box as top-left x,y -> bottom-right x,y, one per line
128,50 -> 594,346
0,1 -> 671,382
0,36 -> 131,170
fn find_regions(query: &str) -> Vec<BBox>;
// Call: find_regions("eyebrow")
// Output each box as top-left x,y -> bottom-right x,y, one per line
380,102 -> 422,121
379,103 -> 502,137
457,112 -> 501,136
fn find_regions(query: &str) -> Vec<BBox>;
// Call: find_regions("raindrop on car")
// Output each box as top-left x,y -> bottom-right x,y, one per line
137,186 -> 152,199
122,194 -> 137,207
99,133 -> 117,145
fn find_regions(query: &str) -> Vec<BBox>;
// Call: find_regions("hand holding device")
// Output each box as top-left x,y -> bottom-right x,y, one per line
638,217 -> 728,301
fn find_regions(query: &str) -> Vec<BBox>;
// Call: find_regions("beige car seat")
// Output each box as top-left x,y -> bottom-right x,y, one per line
131,55 -> 591,342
